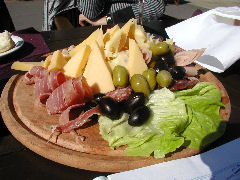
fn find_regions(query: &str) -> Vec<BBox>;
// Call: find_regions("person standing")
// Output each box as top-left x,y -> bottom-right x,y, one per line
42,0 -> 165,31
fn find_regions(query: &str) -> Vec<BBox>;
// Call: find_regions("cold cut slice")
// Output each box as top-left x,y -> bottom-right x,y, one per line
46,76 -> 92,115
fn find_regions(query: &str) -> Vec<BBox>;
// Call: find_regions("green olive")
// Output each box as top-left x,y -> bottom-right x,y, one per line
168,44 -> 175,55
150,42 -> 169,56
142,68 -> 156,90
148,59 -> 156,68
113,65 -> 129,88
156,70 -> 172,87
130,74 -> 150,96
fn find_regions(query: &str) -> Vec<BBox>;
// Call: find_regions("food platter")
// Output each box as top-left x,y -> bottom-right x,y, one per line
0,35 -> 24,57
0,65 -> 231,172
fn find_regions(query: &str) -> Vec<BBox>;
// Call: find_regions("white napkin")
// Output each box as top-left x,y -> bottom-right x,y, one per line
165,6 -> 240,73
93,138 -> 240,180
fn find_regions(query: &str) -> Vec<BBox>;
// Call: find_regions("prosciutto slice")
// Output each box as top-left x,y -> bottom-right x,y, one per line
24,66 -> 49,85
46,76 -> 93,115
56,106 -> 101,133
141,48 -> 152,64
169,77 -> 199,91
174,44 -> 184,54
24,66 -> 66,106
183,64 -> 198,77
174,49 -> 205,66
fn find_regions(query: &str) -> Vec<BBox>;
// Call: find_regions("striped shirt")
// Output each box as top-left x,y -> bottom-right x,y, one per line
42,0 -> 165,31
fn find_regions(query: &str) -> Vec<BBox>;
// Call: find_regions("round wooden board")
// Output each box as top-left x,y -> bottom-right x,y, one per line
0,67 -> 231,172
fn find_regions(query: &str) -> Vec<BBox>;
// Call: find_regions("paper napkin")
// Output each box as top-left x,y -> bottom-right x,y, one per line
165,6 -> 240,73
93,138 -> 240,180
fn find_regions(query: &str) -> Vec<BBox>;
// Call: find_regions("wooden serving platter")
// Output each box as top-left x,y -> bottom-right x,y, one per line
0,67 -> 231,172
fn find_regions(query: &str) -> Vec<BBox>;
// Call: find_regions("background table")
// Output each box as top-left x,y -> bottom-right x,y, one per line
1,25 -> 240,180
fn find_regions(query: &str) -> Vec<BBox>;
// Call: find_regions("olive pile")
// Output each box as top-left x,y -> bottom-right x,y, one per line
84,92 -> 150,127
150,42 -> 186,85
112,41 -> 186,98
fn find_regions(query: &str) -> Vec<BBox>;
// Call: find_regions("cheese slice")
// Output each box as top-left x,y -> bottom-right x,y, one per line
69,28 -> 100,57
127,39 -> 148,77
48,50 -> 67,71
11,61 -> 44,71
83,41 -> 115,94
63,45 -> 91,78
96,27 -> 105,58
134,25 -> 150,49
108,51 -> 129,71
104,29 -> 122,58
119,18 -> 136,51
43,55 -> 52,69
103,25 -> 120,44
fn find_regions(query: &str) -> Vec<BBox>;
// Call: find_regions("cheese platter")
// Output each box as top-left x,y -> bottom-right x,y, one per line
0,19 -> 231,172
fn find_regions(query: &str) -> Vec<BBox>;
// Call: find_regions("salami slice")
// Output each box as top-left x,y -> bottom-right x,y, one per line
106,86 -> 132,102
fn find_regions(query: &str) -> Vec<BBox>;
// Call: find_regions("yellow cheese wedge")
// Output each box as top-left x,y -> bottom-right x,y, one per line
103,25 -> 120,44
69,28 -> 100,57
83,41 -> 115,94
104,29 -> 122,58
108,51 -> 129,71
11,61 -> 44,71
127,39 -> 148,77
48,50 -> 67,71
43,55 -> 52,69
96,27 -> 105,57
119,18 -> 136,51
134,25 -> 150,49
63,45 -> 91,78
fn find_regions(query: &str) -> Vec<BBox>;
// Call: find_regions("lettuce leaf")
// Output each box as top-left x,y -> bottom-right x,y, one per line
99,88 -> 188,158
175,82 -> 226,148
98,82 -> 225,158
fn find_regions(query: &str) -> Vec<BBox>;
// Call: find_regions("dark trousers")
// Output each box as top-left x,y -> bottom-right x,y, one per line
0,1 -> 15,32
52,8 -> 82,30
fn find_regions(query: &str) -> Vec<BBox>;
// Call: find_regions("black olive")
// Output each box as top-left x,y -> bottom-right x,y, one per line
118,99 -> 127,113
128,106 -> 150,126
94,93 -> 105,103
169,66 -> 186,80
157,52 -> 175,67
153,59 -> 169,73
125,92 -> 146,113
83,100 -> 98,111
98,96 -> 121,120
83,100 -> 98,121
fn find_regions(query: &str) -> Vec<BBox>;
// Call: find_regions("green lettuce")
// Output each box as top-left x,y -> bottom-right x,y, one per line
99,88 -> 188,158
98,82 -> 225,158
175,82 -> 226,148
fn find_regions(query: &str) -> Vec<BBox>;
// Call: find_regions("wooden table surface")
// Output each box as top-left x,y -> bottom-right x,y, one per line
1,25 -> 240,180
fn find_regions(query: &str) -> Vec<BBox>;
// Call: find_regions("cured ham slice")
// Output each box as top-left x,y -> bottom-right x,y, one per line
169,77 -> 199,91
55,105 -> 101,133
141,48 -> 152,64
174,49 -> 205,66
24,66 -> 66,106
183,64 -> 198,77
46,76 -> 93,115
174,44 -> 184,54
24,66 -> 48,85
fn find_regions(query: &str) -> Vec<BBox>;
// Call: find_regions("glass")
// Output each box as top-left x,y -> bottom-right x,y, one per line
138,0 -> 144,25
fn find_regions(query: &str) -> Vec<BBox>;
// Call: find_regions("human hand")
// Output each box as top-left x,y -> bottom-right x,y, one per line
79,14 -> 107,26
